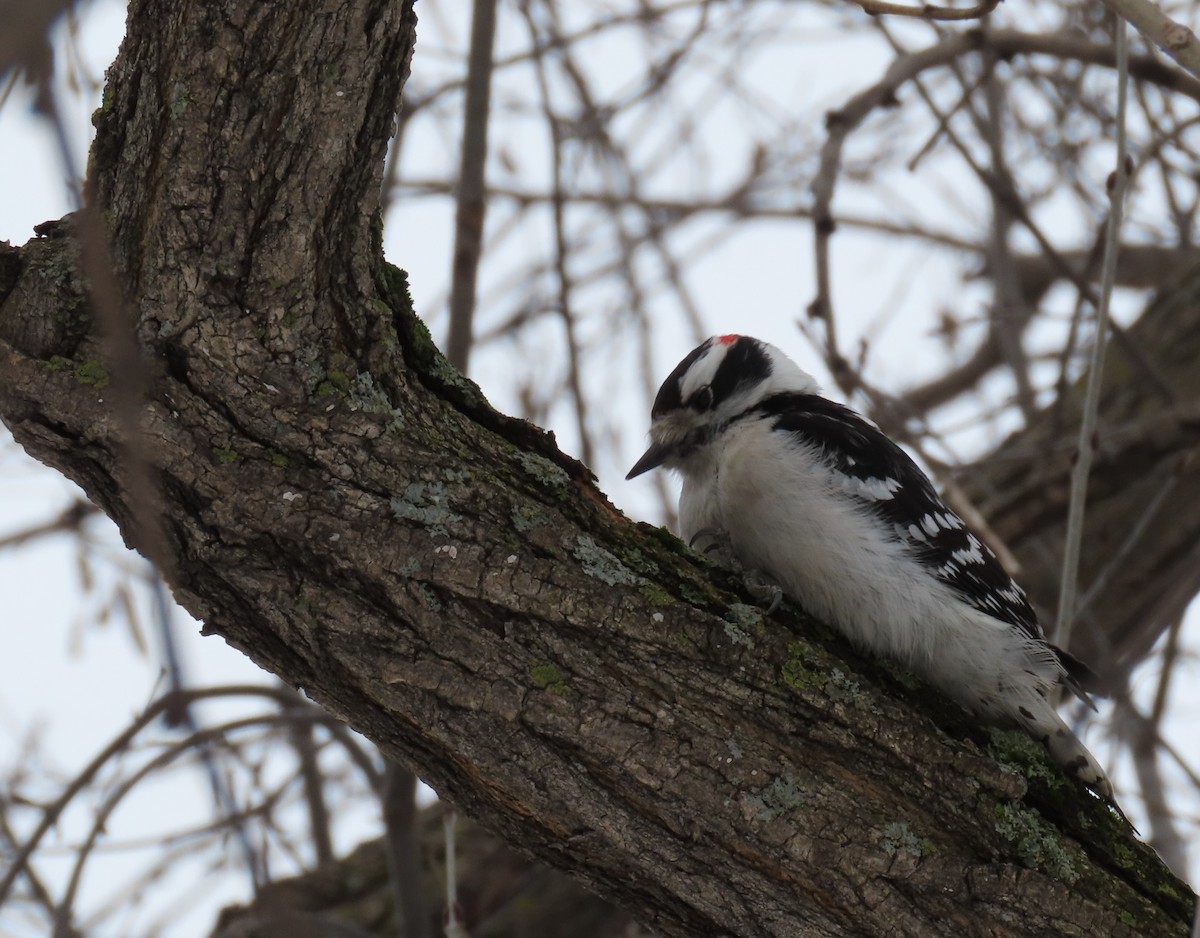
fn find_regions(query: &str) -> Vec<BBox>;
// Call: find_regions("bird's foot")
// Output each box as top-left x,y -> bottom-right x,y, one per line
742,569 -> 784,614
689,526 -> 734,560
689,527 -> 783,613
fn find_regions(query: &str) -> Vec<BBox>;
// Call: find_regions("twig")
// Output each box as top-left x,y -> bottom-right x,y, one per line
1053,18 -> 1131,649
445,0 -> 499,373
980,56 -> 1037,421
52,712 -> 325,934
0,685 -> 338,905
0,810 -> 67,932
0,499 -> 96,549
1097,0 -> 1200,82
406,175 -> 981,257
443,805 -> 469,938
851,0 -> 1000,20
810,29 -> 1043,392
382,763 -> 432,938
872,25 -> 1177,418
145,575 -> 264,884
282,684 -> 334,865
520,0 -> 596,469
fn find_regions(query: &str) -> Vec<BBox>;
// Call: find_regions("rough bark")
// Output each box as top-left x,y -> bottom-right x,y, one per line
207,260 -> 1200,936
0,1 -> 1194,936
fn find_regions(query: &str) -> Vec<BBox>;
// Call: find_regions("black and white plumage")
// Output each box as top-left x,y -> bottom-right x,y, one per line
627,334 -> 1112,799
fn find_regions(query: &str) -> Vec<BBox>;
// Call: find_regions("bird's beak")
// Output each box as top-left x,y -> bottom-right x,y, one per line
626,440 -> 670,480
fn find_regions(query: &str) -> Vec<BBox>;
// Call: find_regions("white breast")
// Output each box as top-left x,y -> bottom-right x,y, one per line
676,417 -> 1058,707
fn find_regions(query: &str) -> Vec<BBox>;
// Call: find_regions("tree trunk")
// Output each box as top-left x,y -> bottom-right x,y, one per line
0,2 -> 1193,935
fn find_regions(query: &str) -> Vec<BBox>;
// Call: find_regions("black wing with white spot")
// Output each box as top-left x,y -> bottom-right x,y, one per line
753,393 -> 1041,639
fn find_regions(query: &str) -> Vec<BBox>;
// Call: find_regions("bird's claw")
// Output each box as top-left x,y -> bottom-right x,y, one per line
688,526 -> 733,559
689,528 -> 784,613
742,570 -> 784,614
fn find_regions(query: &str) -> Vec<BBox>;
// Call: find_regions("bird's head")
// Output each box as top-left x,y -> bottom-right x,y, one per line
626,334 -> 819,479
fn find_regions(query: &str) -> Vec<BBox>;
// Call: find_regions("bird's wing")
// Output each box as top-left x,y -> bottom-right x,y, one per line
756,393 -> 1043,641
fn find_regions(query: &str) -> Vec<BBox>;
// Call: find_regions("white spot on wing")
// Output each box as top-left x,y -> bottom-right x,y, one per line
999,586 -> 1026,604
838,474 -> 902,501
951,539 -> 984,565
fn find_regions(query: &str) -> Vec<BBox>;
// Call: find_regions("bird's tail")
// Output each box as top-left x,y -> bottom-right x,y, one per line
1018,701 -> 1114,802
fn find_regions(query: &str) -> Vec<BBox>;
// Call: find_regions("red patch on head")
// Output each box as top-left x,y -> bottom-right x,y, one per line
717,334 -> 740,345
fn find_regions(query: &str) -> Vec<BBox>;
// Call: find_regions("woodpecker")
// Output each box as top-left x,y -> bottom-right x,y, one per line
627,333 -> 1113,799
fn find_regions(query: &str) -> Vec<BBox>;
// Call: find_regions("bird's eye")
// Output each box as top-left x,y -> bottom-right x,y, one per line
691,386 -> 714,411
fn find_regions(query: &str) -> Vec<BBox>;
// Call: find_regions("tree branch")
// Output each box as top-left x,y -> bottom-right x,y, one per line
1097,0 -> 1200,82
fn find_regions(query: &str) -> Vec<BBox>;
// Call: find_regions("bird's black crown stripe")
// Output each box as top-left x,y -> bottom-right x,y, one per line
651,340 -> 711,417
709,337 -> 772,410
651,336 -> 775,418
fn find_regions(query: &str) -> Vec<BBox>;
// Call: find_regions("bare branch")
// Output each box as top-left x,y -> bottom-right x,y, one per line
0,687 -> 337,906
1097,0 -> 1200,81
1053,18 -> 1131,648
0,499 -> 96,549
851,0 -> 1001,21
445,0 -> 499,373
382,765 -> 432,938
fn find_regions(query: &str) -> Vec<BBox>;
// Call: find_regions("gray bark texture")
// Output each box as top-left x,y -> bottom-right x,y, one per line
0,1 -> 1194,935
